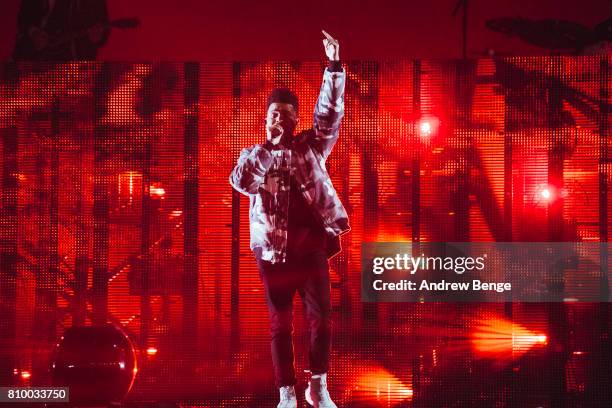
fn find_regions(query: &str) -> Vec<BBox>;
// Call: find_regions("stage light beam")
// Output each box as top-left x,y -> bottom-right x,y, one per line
471,317 -> 548,361
353,366 -> 413,404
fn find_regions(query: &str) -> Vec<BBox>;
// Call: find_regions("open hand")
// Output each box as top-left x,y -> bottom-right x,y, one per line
322,30 -> 339,61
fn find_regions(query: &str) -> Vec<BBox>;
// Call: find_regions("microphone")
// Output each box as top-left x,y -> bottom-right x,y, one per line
266,113 -> 284,145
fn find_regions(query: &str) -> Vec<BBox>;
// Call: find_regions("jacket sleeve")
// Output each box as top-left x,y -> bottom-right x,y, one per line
310,66 -> 346,160
229,145 -> 274,195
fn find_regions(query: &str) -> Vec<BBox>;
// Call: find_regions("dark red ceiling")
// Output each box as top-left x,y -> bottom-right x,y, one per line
1,0 -> 610,60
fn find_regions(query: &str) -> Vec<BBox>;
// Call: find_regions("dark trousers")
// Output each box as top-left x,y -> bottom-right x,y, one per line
256,251 -> 332,388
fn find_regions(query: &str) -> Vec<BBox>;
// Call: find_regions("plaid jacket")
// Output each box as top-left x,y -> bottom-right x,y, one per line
229,67 -> 349,263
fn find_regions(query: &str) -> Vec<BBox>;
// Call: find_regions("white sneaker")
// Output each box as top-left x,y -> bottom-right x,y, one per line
305,373 -> 338,408
277,385 -> 297,408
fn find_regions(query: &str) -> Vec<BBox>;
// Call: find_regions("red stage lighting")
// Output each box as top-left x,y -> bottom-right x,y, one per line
20,370 -> 31,380
149,185 -> 166,198
471,317 -> 547,361
118,171 -> 142,206
540,188 -> 551,200
353,366 -> 413,403
146,346 -> 158,356
419,120 -> 432,137
418,117 -> 439,139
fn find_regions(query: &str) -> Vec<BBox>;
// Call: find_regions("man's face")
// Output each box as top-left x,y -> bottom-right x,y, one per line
265,103 -> 298,145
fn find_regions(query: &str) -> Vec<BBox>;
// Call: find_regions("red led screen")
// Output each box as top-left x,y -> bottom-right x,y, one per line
0,58 -> 610,406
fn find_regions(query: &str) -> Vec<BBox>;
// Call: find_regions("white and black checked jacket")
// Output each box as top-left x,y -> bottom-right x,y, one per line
229,66 -> 350,264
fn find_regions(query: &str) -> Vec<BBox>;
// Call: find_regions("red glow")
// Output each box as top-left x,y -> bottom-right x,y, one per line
103,65 -> 150,125
355,366 -> 413,403
419,120 -> 432,137
1,58 -> 604,402
118,171 -> 143,206
471,317 -> 547,361
418,117 -> 439,139
20,370 -> 31,380
149,185 -> 166,198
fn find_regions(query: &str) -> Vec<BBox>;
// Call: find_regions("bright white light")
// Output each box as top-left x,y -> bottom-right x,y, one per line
150,186 -> 165,197
419,121 -> 432,137
540,189 -> 551,200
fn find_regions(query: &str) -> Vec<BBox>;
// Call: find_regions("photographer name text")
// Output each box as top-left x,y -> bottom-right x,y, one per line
370,253 -> 511,293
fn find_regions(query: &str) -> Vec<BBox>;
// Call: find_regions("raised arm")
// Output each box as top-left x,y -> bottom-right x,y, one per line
229,145 -> 274,195
311,30 -> 346,160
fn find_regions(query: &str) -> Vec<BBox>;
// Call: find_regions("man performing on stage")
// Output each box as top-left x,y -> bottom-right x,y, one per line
229,31 -> 349,408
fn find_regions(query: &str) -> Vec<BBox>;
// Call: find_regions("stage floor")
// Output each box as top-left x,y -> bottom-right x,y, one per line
4,303 -> 610,407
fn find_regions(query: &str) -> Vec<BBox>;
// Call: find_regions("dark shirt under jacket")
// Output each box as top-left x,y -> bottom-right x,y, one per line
286,175 -> 328,260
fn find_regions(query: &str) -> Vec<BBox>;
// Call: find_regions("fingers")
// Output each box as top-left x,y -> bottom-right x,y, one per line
323,39 -> 336,52
321,29 -> 338,45
321,29 -> 335,42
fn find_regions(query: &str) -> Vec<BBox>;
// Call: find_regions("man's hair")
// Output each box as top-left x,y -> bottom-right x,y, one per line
267,88 -> 298,114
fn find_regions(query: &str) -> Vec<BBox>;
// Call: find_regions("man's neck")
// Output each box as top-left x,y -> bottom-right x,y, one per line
280,133 -> 295,146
